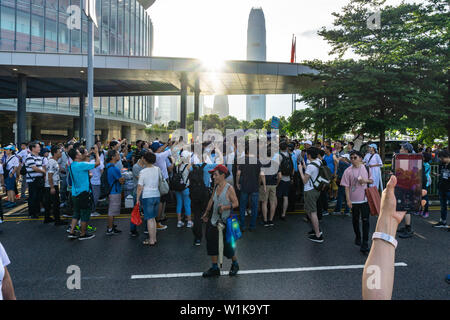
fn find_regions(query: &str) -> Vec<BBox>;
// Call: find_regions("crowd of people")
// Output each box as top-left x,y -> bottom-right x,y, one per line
0,135 -> 449,277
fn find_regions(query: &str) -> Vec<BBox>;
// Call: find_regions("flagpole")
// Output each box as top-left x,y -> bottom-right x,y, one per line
83,0 -> 95,149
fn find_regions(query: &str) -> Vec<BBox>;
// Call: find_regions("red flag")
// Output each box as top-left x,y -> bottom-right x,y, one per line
290,35 -> 296,63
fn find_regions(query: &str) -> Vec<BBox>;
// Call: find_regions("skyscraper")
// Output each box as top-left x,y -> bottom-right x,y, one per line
213,95 -> 229,118
246,7 -> 267,121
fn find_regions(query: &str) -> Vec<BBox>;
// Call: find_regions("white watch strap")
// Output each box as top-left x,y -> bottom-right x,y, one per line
372,232 -> 397,249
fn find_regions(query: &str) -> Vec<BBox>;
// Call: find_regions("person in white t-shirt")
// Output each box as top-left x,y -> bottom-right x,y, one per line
136,152 -> 161,246
299,147 -> 324,243
3,146 -> 20,208
0,242 -> 16,300
17,142 -> 30,199
89,148 -> 104,217
43,146 -> 66,226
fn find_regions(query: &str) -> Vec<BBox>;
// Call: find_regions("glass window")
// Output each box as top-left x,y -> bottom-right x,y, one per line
47,0 -> 58,10
123,96 -> 129,117
110,0 -> 117,55
93,97 -> 100,114
110,96 -> 117,116
124,0 -> 129,55
101,97 -> 109,115
140,6 -> 144,56
31,2 -> 44,51
58,97 -> 70,111
135,3 -> 140,56
117,96 -> 123,116
16,2 -> 31,51
94,0 -> 100,53
129,96 -> 135,119
129,0 -> 134,55
101,0 -> 110,54
0,5 -> 16,50
69,0 -> 81,53
117,0 -> 124,55
81,19 -> 87,54
44,97 -> 57,110
69,97 -> 79,113
59,12 -> 70,52
45,8 -> 58,52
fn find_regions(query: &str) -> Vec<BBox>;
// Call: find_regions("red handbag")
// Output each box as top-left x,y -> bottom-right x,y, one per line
365,186 -> 381,216
130,203 -> 142,226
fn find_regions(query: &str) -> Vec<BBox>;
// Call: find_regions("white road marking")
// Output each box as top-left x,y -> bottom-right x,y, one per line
131,262 -> 408,279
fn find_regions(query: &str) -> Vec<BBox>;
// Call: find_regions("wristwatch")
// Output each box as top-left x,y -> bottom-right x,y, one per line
372,232 -> 397,249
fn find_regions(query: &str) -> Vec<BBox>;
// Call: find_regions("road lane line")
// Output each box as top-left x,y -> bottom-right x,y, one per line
131,262 -> 408,279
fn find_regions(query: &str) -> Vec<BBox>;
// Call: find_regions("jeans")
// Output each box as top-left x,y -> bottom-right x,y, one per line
335,185 -> 350,213
43,186 -> 61,221
239,191 -> 259,229
175,188 -> 191,216
439,189 -> 450,222
91,184 -> 101,212
20,175 -> 27,197
351,202 -> 370,246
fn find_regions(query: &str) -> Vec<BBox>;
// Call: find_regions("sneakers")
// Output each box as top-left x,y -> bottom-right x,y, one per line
331,211 -> 342,216
344,212 -> 351,217
413,211 -> 421,216
67,233 -> 78,239
268,221 -> 274,227
78,233 -> 95,241
157,222 -> 167,230
432,221 -> 448,228
177,220 -> 185,228
421,212 -> 429,218
398,227 -> 414,238
264,221 -> 270,227
229,263 -> 239,276
75,225 -> 97,233
308,229 -> 323,236
186,221 -> 194,228
308,234 -> 324,243
322,211 -> 329,216
130,230 -> 139,237
90,212 -> 101,217
144,230 -> 149,234
202,267 -> 221,278
106,227 -> 122,236
194,239 -> 201,246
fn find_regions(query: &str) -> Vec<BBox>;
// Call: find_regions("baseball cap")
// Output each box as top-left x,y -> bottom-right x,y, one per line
4,145 -> 15,151
303,140 -> 313,146
341,154 -> 350,161
208,164 -> 229,176
400,142 -> 414,153
368,143 -> 378,151
150,141 -> 163,152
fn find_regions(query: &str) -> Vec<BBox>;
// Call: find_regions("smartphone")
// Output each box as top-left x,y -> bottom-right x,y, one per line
393,153 -> 423,212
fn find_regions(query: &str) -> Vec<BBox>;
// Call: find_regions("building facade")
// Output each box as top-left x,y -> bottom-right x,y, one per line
212,95 -> 229,119
0,0 -> 155,144
246,7 -> 266,122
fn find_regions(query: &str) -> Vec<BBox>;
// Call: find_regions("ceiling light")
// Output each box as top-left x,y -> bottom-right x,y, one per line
12,68 -> 18,71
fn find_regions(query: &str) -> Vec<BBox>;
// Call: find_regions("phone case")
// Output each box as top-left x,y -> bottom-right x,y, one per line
393,153 -> 423,212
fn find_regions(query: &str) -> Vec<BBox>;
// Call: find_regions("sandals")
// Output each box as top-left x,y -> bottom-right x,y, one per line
142,239 -> 156,246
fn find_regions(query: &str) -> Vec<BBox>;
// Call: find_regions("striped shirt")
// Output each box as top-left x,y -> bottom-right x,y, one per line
24,154 -> 44,183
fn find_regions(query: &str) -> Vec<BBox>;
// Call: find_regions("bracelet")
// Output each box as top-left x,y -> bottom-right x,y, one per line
372,232 -> 397,249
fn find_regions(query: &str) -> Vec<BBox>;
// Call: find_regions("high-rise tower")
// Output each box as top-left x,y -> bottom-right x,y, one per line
213,95 -> 229,118
246,7 -> 267,121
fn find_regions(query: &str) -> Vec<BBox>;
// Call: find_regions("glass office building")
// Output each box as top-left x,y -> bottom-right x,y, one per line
0,0 -> 155,142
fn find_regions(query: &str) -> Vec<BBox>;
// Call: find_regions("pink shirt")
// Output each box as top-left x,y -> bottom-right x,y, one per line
340,165 -> 372,203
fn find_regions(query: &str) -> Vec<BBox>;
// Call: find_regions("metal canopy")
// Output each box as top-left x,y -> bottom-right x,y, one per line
0,51 -> 318,99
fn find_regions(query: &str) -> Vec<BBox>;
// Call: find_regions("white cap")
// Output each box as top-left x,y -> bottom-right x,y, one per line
304,140 -> 313,146
341,154 -> 350,161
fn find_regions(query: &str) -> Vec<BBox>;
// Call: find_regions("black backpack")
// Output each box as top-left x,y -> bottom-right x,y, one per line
280,152 -> 293,176
309,161 -> 332,191
99,163 -> 117,200
170,164 -> 188,192
188,164 -> 209,202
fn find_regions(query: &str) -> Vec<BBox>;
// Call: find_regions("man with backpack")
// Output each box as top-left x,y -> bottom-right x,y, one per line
104,150 -> 125,236
299,147 -> 325,243
67,145 -> 101,241
276,141 -> 294,220
2,146 -> 19,209
172,151 -> 193,228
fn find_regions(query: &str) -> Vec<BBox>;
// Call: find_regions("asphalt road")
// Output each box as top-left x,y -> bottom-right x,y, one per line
0,206 -> 448,300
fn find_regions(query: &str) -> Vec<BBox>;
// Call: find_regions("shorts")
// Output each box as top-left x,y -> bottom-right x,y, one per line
259,185 -> 277,203
108,193 -> 122,216
304,189 -> 320,214
142,197 -> 160,220
5,175 -> 16,191
206,221 -> 235,259
276,180 -> 290,198
72,195 -> 91,222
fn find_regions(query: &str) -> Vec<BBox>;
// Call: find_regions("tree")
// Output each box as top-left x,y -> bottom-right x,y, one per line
297,0 -> 449,159
250,119 -> 265,130
167,121 -> 179,130
200,114 -> 221,130
221,116 -> 241,133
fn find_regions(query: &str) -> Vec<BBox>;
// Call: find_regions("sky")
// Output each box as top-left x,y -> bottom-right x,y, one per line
147,0 -> 406,121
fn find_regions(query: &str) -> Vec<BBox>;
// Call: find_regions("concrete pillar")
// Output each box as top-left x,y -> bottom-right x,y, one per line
73,118 -> 80,139
79,94 -> 86,140
194,78 -> 200,122
180,73 -> 187,129
17,74 -> 27,144
121,125 -> 131,141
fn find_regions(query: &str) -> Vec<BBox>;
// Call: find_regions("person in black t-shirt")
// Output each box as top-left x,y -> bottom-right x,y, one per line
236,144 -> 265,231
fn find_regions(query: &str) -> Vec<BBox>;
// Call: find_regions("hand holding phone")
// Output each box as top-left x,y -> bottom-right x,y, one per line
393,153 -> 423,211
